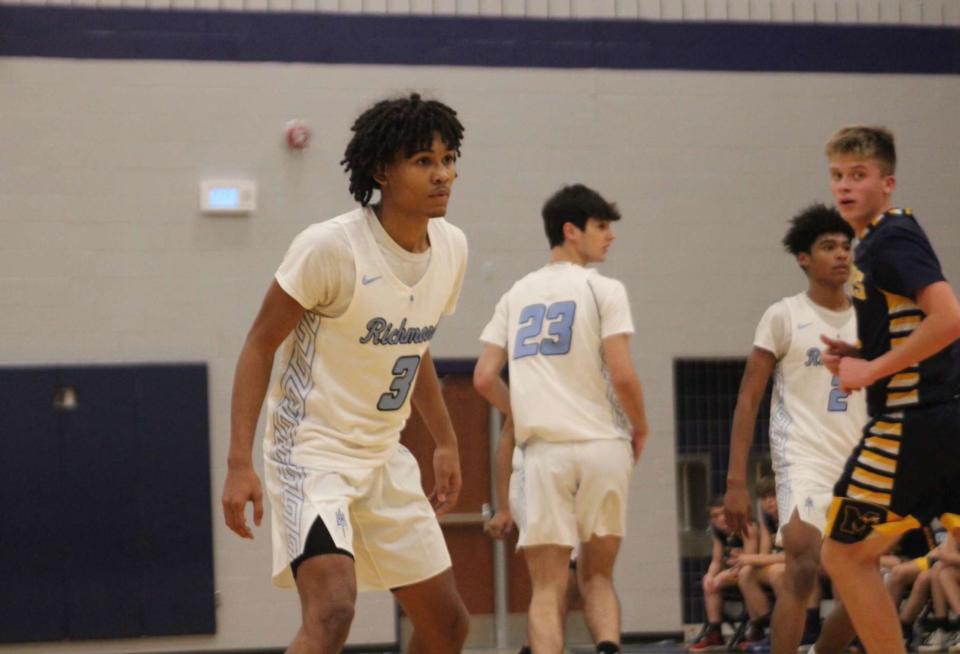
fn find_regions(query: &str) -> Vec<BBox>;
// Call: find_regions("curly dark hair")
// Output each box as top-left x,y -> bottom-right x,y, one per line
782,203 -> 854,255
541,184 -> 621,248
340,93 -> 464,206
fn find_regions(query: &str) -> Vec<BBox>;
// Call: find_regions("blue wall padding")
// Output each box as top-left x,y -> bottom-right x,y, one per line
0,368 -> 67,643
0,364 -> 215,644
136,365 -> 215,636
60,367 -> 142,639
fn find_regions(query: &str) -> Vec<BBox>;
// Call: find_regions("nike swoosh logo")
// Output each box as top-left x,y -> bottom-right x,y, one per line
798,322 -> 813,329
362,274 -> 382,285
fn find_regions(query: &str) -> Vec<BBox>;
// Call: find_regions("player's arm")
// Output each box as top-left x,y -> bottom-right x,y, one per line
878,554 -> 902,570
486,416 -> 516,539
937,532 -> 960,567
473,343 -> 510,416
748,552 -> 786,567
838,281 -> 960,390
601,333 -> 649,462
411,349 -> 461,516
725,347 -> 776,536
742,521 -> 760,556
223,280 -> 305,539
704,536 -> 724,590
759,518 -> 773,555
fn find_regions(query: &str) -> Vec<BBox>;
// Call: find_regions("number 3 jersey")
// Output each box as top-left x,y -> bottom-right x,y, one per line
264,207 -> 467,470
480,262 -> 635,446
754,292 -> 866,484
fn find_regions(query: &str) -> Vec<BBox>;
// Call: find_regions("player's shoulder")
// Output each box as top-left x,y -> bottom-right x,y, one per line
585,268 -> 626,292
297,207 -> 362,238
288,209 -> 359,252
429,217 -> 468,258
760,294 -> 792,315
430,217 -> 466,242
877,208 -> 925,239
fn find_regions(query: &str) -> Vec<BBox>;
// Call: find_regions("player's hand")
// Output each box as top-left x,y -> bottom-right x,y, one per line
430,444 -> 462,517
222,464 -> 264,539
837,356 -> 876,393
821,334 -> 859,357
821,335 -> 859,376
724,481 -> 751,537
484,510 -> 514,539
631,424 -> 648,463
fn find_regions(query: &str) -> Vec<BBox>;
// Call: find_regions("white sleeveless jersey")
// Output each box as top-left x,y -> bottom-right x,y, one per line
480,263 -> 634,445
757,293 -> 866,485
264,209 -> 466,470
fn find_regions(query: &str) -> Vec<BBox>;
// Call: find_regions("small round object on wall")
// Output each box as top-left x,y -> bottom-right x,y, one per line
285,119 -> 312,150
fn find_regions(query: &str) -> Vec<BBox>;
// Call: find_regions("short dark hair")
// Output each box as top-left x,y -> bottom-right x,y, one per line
708,495 -> 725,510
782,203 -> 854,255
755,476 -> 776,499
541,184 -> 621,248
341,93 -> 465,206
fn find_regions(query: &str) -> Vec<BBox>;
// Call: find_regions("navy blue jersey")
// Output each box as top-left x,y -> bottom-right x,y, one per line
711,525 -> 744,566
761,511 -> 784,553
852,208 -> 960,416
761,511 -> 778,538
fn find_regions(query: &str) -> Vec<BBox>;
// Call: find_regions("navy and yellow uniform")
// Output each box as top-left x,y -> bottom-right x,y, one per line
827,209 -> 960,543
761,511 -> 784,554
712,526 -> 745,567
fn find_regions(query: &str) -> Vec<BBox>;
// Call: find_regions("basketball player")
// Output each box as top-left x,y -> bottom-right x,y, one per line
221,93 -> 470,653
486,417 -> 582,654
818,126 -> 960,654
724,204 -> 865,654
474,184 -> 648,654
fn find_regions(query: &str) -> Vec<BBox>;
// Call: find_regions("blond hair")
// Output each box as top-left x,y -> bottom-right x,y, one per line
825,125 -> 897,175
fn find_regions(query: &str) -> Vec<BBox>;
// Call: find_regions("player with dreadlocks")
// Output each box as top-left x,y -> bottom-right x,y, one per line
222,92 -> 470,653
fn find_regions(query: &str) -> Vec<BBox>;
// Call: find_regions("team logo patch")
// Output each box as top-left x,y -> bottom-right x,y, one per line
828,498 -> 888,543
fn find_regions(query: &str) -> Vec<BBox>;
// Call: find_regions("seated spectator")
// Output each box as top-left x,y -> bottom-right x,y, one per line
734,477 -> 822,652
885,519 -> 947,648
734,477 -> 782,651
919,531 -> 960,652
689,496 -> 760,652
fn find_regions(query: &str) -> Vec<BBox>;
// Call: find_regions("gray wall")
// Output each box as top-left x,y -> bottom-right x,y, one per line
2,55 -> 959,652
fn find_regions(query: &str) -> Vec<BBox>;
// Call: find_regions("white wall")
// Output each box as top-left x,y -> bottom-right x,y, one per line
1,56 -> 959,651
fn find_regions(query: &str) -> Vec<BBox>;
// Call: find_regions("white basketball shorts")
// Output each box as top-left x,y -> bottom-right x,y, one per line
265,444 -> 451,591
518,438 -> 632,549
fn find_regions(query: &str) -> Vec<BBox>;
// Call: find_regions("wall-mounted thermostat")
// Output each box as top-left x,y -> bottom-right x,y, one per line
200,180 -> 256,215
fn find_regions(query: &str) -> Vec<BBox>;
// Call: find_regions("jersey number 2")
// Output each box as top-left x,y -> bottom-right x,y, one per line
378,355 -> 421,411
513,301 -> 576,359
828,375 -> 849,412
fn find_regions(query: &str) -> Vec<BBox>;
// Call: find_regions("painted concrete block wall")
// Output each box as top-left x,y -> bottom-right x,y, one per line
1,56 -> 959,651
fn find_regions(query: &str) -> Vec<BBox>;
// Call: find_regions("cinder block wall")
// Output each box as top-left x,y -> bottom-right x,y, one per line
2,9 -> 959,651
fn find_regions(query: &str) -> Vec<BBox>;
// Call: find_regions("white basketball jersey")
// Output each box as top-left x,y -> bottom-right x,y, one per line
264,210 -> 464,470
761,293 -> 866,484
484,263 -> 633,446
